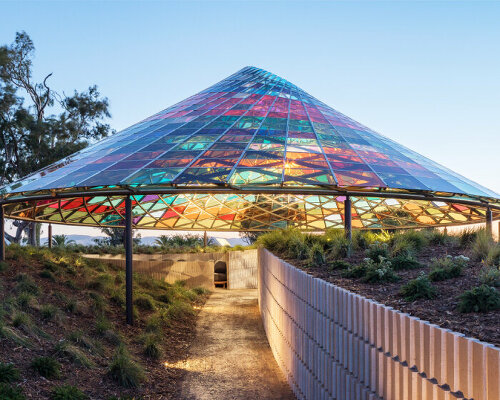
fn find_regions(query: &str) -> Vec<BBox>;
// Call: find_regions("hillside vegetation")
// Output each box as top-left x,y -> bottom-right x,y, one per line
0,245 -> 208,399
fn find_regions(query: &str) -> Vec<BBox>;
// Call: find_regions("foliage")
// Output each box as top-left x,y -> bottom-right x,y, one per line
471,230 -> 494,261
389,253 -> 422,270
400,274 -> 437,301
39,269 -> 56,281
0,383 -> 26,400
362,258 -> 399,283
428,255 -> 468,282
308,243 -> 326,266
107,345 -> 145,388
134,295 -> 156,311
40,304 -> 58,320
0,362 -> 20,383
54,341 -> 94,368
458,228 -> 479,248
30,356 -> 61,379
154,234 -> 207,248
457,285 -> 500,313
51,235 -> 76,248
365,242 -> 389,262
341,264 -> 368,279
328,260 -> 351,271
95,227 -> 141,247
478,266 -> 500,287
142,334 -> 162,360
14,274 -> 39,295
486,245 -> 500,266
0,261 -> 8,272
50,385 -> 88,400
391,230 -> 429,254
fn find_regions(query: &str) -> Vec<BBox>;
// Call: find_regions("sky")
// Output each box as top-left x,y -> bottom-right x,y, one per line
1,0 -> 499,239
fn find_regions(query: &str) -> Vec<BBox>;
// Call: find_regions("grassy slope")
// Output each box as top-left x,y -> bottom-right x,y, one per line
0,245 -> 208,399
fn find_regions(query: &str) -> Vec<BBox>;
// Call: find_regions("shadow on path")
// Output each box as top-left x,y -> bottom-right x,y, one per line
178,289 -> 295,400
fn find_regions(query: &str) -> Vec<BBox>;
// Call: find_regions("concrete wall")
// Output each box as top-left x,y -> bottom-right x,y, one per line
258,248 -> 500,400
84,253 -> 227,289
227,249 -> 258,289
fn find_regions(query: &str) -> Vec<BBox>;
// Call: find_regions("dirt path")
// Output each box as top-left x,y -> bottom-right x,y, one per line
177,289 -> 295,400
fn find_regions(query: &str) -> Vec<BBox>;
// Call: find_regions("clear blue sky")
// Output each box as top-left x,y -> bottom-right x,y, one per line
1,1 -> 499,237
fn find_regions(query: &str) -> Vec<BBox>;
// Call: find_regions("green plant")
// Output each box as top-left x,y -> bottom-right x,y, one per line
458,285 -> 500,313
471,230 -> 493,261
428,255 -> 468,282
64,298 -> 78,313
192,287 -> 208,295
39,269 -> 56,281
328,260 -> 351,270
40,304 -> 58,320
30,356 -> 61,379
391,230 -> 429,253
0,383 -> 26,400
0,261 -> 9,272
95,315 -> 112,335
486,245 -> 500,266
54,341 -> 94,368
459,228 -> 479,248
14,274 -> 39,295
425,229 -> 450,246
86,273 -> 114,292
142,334 -> 162,359
366,242 -> 389,262
308,243 -> 326,266
88,292 -> 106,314
16,293 -> 33,310
107,345 -> 145,388
134,295 -> 156,311
0,324 -> 32,348
50,385 -> 88,400
341,264 -> 367,279
390,253 -> 422,270
12,312 -> 31,329
400,274 -> 437,301
0,362 -> 20,383
362,258 -> 399,283
478,266 -> 500,287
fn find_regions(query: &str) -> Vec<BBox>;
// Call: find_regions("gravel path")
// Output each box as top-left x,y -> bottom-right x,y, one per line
178,289 -> 295,400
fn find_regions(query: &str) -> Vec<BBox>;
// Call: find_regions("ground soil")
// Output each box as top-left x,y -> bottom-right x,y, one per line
178,289 -> 295,400
281,244 -> 500,348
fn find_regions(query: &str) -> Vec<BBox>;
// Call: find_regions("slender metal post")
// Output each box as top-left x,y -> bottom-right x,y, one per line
486,206 -> 493,236
344,196 -> 352,255
0,205 -> 5,261
125,196 -> 133,325
204,231 -> 208,248
48,223 -> 53,249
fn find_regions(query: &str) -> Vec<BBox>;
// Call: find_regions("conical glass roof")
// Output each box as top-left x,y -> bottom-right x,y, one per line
1,66 -> 498,230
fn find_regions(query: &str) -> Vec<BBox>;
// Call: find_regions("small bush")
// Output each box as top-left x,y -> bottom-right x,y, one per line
486,245 -> 500,266
145,313 -> 163,333
110,290 -> 125,307
0,362 -> 20,383
63,298 -> 78,314
478,266 -> 500,287
54,341 -> 94,368
366,242 -> 389,262
425,229 -> 450,246
88,292 -> 106,314
40,304 -> 58,320
400,274 -> 437,301
50,385 -> 88,400
458,285 -> 500,313
107,345 -> 145,388
459,228 -> 479,248
390,254 -> 422,270
309,243 -> 326,266
192,287 -> 208,296
341,264 -> 367,279
134,295 -> 156,311
471,230 -> 493,261
12,312 -> 31,329
362,258 -> 399,283
40,269 -> 56,281
95,316 -> 112,335
142,334 -> 162,360
0,261 -> 9,272
328,260 -> 351,270
392,230 -> 428,253
0,383 -> 26,400
16,293 -> 34,310
14,274 -> 39,295
65,280 -> 78,290
86,273 -> 114,292
30,356 -> 61,379
428,255 -> 468,282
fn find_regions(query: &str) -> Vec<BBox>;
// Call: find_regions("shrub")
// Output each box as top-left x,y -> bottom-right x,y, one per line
145,313 -> 163,333
65,280 -> 77,290
192,287 -> 209,295
309,243 -> 326,266
14,274 -> 39,295
107,345 -> 145,388
400,274 -> 437,301
471,230 -> 493,261
341,264 -> 367,279
50,385 -> 88,400
459,228 -> 479,248
142,334 -> 162,360
63,298 -> 78,314
134,295 -> 156,311
16,293 -> 34,310
362,258 -> 399,283
0,362 -> 20,383
390,253 -> 422,270
425,229 -> 450,246
391,230 -> 428,253
30,356 -> 61,379
86,273 -> 114,292
40,305 -> 58,320
428,255 -> 468,282
0,261 -> 9,272
486,245 -> 500,266
458,285 -> 500,313
110,289 -> 125,307
95,316 -> 112,335
54,341 -> 94,368
12,312 -> 31,329
366,242 -> 389,262
39,269 -> 56,281
0,383 -> 26,400
478,266 -> 500,287
328,260 -> 351,270
88,292 -> 106,314
286,235 -> 309,260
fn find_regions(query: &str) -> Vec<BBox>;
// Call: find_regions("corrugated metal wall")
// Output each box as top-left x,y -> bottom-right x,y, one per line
227,249 -> 259,289
258,248 -> 500,400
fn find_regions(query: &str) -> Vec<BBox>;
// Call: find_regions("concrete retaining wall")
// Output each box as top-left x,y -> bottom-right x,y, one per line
227,249 -> 258,289
258,248 -> 500,400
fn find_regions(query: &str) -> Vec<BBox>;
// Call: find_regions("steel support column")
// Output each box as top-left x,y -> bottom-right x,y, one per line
486,206 -> 493,236
204,231 -> 208,248
0,205 -> 4,261
48,223 -> 53,249
125,196 -> 133,325
344,196 -> 352,255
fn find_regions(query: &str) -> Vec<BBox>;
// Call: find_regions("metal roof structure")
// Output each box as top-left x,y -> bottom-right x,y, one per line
1,66 -> 499,231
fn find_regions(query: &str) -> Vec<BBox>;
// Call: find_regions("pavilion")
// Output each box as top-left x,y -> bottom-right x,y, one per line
1,66 -> 498,324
